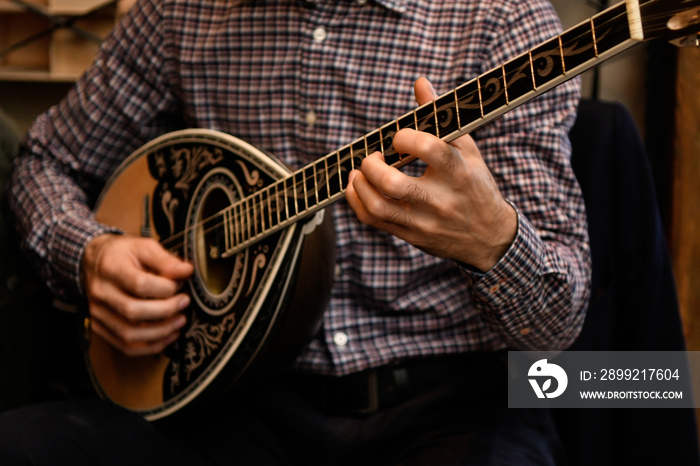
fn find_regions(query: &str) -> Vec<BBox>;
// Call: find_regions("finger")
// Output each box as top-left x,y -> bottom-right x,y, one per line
86,236 -> 193,300
393,128 -> 464,176
92,279 -> 191,322
117,266 -> 189,300
90,317 -> 182,357
347,167 -> 414,229
359,152 -> 429,205
411,77 -> 482,165
133,239 -> 194,280
345,169 -> 373,223
414,76 -> 438,106
88,291 -> 188,355
91,299 -> 187,341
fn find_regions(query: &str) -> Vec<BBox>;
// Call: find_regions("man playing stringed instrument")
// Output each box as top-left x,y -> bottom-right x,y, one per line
1,0 -> 591,463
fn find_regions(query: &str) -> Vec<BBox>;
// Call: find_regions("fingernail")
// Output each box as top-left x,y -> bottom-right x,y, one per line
428,80 -> 437,96
174,314 -> 187,329
178,295 -> 190,311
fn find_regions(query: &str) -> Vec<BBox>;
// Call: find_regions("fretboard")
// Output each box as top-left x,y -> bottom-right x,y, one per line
218,0 -> 643,259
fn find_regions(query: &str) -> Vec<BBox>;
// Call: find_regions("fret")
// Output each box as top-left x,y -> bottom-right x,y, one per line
434,92 -> 459,138
528,50 -> 537,90
293,170 -> 307,214
365,130 -> 382,156
454,88 -> 461,129
378,127 -> 385,157
338,145 -> 355,190
250,193 -> 260,237
302,169 -> 309,211
313,158 -> 326,204
593,3 -> 631,55
503,52 -> 535,102
266,187 -> 273,231
337,146 -> 352,190
558,35 -> 566,74
289,174 -> 298,217
275,181 -> 286,224
230,202 -> 237,246
432,100 -> 440,139
230,208 -> 236,250
245,196 -> 252,241
303,165 -> 317,208
235,201 -> 243,246
323,155 -> 331,201
455,80 -> 481,128
591,18 -> 599,57
560,21 -> 596,72
414,103 -> 437,136
479,68 -> 508,116
257,191 -> 266,233
379,122 -> 397,158
352,139 -> 366,169
530,37 -> 564,88
476,76 -> 484,117
383,148 -> 401,167
284,177 -> 296,218
395,119 -> 404,163
335,150 -> 344,193
232,201 -> 240,246
501,64 -> 510,104
223,208 -> 231,252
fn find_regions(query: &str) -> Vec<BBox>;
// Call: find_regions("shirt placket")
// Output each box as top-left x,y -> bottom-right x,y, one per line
298,0 -> 359,368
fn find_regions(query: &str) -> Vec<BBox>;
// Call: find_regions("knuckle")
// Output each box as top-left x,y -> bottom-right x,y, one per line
131,274 -> 151,297
440,146 -> 460,173
382,172 -> 404,196
119,300 -> 140,321
405,183 -> 428,204
85,280 -> 102,300
365,197 -> 387,218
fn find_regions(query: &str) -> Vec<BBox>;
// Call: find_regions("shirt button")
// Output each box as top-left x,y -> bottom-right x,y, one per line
333,332 -> 349,346
520,327 -> 531,336
305,110 -> 318,126
312,26 -> 327,42
356,0 -> 367,4
334,264 -> 342,279
489,284 -> 500,293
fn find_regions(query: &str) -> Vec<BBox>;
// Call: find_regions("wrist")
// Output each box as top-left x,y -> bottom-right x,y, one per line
464,200 -> 518,272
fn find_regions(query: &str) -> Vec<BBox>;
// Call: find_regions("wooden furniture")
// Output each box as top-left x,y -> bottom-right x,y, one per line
0,0 -> 133,81
672,45 -> 700,353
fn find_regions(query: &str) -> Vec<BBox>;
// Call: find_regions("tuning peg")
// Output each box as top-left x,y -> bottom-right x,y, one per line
670,33 -> 700,47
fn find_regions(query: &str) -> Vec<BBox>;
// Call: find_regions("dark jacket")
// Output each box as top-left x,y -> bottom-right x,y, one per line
556,99 -> 699,466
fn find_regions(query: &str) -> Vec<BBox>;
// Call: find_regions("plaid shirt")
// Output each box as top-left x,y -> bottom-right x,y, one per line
10,0 -> 590,375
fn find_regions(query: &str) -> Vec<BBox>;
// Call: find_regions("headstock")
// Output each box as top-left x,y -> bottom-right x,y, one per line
640,0 -> 700,45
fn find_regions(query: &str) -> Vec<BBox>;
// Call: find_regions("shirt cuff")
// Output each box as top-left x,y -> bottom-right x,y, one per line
458,206 -> 545,312
47,214 -> 122,300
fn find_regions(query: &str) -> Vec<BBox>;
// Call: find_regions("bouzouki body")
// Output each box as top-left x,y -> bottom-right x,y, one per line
84,0 -> 700,419
89,130 -> 335,420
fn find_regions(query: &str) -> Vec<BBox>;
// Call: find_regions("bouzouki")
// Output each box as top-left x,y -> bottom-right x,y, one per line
86,0 -> 700,420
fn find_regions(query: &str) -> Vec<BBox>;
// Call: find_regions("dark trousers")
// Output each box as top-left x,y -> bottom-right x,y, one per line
0,354 -> 563,465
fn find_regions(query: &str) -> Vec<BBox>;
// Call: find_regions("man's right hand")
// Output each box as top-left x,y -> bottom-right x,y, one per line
81,234 -> 194,356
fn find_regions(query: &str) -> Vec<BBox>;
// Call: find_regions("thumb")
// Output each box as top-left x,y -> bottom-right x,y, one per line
414,77 -> 438,106
134,239 -> 193,280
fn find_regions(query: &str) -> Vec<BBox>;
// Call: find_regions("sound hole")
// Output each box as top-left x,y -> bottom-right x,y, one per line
195,185 -> 232,294
187,168 -> 246,316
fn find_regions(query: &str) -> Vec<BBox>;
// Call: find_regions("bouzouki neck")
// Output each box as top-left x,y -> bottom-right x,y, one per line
203,0 -> 700,260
